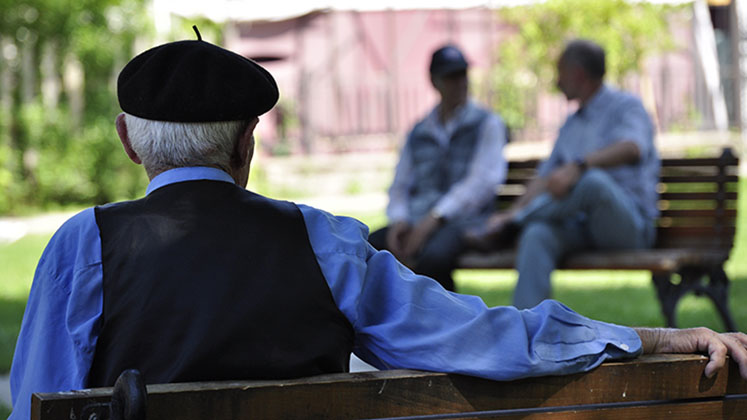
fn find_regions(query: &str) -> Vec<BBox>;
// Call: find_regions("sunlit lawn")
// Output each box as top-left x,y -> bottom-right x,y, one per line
0,181 -> 745,416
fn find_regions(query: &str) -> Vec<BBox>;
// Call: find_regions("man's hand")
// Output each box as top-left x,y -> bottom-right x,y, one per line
386,221 -> 411,261
546,163 -> 583,198
635,327 -> 747,379
402,213 -> 441,262
484,211 -> 515,232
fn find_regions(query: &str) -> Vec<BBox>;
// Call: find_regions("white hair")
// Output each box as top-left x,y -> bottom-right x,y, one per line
123,113 -> 249,175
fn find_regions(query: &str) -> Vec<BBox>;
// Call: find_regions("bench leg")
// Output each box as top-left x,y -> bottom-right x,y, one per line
705,266 -> 738,332
681,266 -> 737,332
652,267 -> 737,332
652,272 -> 680,328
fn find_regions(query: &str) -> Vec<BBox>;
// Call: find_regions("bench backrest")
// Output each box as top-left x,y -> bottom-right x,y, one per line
499,148 -> 740,252
32,355 -> 747,419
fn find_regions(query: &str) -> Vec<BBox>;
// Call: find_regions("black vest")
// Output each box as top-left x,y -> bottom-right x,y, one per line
88,180 -> 354,387
407,107 -> 491,221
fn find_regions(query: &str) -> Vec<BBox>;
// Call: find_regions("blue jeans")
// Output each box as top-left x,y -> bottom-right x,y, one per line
512,169 -> 656,309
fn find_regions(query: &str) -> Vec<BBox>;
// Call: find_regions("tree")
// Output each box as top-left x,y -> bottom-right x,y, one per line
491,0 -> 678,133
0,0 -> 150,213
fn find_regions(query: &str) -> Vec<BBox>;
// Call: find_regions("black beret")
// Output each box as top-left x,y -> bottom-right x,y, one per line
118,37 -> 279,122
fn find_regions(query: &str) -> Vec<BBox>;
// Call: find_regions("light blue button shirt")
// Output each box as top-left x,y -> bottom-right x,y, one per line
9,167 -> 642,420
538,85 -> 659,221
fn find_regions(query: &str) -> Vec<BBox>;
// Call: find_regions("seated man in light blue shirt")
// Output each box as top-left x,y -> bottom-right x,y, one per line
369,45 -> 507,291
8,33 -> 747,420
467,39 -> 659,309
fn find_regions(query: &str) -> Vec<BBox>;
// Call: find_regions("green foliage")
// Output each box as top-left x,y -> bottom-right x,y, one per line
0,0 -> 151,214
492,0 -> 678,131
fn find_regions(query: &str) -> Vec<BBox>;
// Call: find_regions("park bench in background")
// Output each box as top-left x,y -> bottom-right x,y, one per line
457,148 -> 740,331
32,355 -> 747,419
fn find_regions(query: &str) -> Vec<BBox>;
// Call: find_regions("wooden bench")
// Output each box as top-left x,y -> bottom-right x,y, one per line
457,148 -> 740,331
32,355 -> 747,419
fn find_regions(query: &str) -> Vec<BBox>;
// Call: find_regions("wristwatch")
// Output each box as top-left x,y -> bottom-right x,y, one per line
429,208 -> 446,224
574,157 -> 588,172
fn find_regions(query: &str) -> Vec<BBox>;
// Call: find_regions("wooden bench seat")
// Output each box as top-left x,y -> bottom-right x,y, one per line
459,248 -> 730,272
32,355 -> 747,419
457,148 -> 740,331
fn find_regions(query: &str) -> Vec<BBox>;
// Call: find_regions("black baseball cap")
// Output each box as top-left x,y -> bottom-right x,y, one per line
429,45 -> 469,76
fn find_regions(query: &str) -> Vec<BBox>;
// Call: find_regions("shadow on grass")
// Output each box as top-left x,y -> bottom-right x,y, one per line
0,296 -> 26,374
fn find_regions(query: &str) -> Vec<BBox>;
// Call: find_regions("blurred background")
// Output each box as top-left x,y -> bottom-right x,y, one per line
1,0 -> 747,415
0,0 -> 745,215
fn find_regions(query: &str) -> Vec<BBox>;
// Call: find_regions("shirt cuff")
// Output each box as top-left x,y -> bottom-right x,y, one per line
432,200 -> 457,221
528,301 -> 642,374
386,203 -> 410,224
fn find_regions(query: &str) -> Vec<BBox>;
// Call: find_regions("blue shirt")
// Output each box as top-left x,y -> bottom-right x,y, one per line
538,85 -> 660,221
9,167 -> 642,420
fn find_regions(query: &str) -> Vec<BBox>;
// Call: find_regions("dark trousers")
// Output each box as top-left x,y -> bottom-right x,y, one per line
369,223 -> 464,291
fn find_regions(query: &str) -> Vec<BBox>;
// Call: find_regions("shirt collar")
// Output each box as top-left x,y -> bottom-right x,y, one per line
146,167 -> 236,195
423,99 -> 479,136
577,84 -> 611,117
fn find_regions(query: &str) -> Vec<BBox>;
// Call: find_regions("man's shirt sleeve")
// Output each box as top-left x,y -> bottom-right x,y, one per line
385,136 -> 415,224
537,130 -> 566,178
433,113 -> 507,219
606,96 -> 653,157
9,209 -> 103,420
300,205 -> 642,381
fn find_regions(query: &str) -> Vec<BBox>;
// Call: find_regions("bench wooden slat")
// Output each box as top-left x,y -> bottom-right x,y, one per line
657,226 -> 735,239
498,189 -> 740,199
506,156 -> 739,170
497,194 -> 523,202
660,174 -> 739,183
659,156 -> 739,166
516,400 -> 747,420
504,177 -> 533,185
507,160 -> 540,169
457,248 -> 730,271
655,239 -> 734,251
660,209 -> 737,218
659,191 -> 738,200
32,355 -> 747,420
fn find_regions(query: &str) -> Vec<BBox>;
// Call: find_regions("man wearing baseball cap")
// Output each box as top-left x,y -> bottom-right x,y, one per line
9,32 -> 747,420
369,44 -> 508,291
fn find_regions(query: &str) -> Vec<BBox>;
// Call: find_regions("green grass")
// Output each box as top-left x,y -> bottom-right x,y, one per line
0,234 -> 51,374
0,234 -> 50,414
